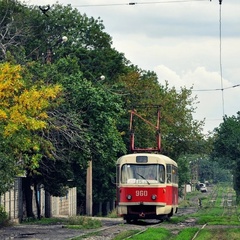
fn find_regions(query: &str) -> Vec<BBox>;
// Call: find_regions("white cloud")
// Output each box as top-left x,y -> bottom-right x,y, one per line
155,64 -> 240,133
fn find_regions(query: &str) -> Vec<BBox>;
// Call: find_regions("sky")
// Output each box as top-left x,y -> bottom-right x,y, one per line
21,0 -> 240,134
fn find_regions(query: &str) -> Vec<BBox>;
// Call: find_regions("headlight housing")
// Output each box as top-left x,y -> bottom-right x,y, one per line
126,194 -> 132,200
151,194 -> 157,200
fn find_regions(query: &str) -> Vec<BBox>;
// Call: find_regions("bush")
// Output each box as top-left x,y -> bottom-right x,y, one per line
0,205 -> 8,227
67,216 -> 102,229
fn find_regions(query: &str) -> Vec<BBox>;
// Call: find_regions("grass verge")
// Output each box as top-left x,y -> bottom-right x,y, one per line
22,215 -> 102,229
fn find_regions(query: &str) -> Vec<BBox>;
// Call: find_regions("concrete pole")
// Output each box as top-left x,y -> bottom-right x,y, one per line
86,160 -> 92,216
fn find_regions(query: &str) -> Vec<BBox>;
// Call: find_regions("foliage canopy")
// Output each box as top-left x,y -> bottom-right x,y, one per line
0,62 -> 62,194
211,112 -> 240,203
0,0 -> 208,216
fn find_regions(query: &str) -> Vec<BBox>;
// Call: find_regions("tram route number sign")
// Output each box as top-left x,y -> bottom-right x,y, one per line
136,190 -> 148,197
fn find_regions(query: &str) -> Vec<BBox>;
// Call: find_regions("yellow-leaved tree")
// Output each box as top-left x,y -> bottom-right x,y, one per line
0,62 -> 62,177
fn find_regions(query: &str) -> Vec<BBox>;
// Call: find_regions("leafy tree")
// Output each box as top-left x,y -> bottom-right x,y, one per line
24,59 -> 127,209
177,155 -> 191,197
198,156 -> 231,184
0,1 -> 127,213
117,68 -> 205,159
0,152 -> 18,195
0,0 -> 34,62
211,112 -> 240,203
0,0 -> 208,217
115,70 -> 162,151
158,84 -> 204,159
0,62 -> 62,216
22,3 -> 128,209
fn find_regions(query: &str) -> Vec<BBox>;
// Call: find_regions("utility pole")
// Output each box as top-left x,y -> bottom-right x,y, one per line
86,160 -> 92,216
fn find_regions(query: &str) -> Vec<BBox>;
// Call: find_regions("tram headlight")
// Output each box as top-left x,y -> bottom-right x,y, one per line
151,194 -> 157,200
126,194 -> 132,200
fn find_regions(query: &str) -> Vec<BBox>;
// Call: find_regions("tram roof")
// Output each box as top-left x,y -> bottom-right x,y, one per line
116,153 -> 177,166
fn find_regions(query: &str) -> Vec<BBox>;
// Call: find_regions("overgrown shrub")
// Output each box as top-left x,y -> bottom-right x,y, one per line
67,216 -> 102,229
0,205 -> 8,227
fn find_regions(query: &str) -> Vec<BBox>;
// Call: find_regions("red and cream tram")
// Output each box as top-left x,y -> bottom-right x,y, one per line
116,153 -> 178,223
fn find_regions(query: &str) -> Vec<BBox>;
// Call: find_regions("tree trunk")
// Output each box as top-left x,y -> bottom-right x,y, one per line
22,176 -> 35,218
45,191 -> 52,218
34,182 -> 41,219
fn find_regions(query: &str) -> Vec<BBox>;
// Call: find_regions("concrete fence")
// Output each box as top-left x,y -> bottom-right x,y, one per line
0,178 -> 77,222
0,178 -> 22,222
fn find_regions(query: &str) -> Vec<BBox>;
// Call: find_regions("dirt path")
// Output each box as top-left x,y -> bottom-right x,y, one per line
0,207 -> 197,240
0,223 -> 87,240
0,218 -> 125,240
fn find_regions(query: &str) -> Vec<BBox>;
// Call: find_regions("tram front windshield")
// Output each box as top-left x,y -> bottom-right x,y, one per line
121,164 -> 165,184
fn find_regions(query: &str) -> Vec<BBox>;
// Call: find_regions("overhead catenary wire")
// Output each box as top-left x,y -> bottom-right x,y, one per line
73,0 -> 209,8
192,84 -> 240,92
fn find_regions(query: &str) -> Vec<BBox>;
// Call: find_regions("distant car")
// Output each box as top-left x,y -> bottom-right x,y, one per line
200,185 -> 207,193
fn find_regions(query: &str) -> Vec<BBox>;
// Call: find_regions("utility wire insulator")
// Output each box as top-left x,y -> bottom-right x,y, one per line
219,0 -> 222,5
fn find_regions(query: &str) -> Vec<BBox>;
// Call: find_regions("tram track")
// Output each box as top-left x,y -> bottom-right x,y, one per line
81,219 -> 201,240
2,185 -> 239,240
221,187 -> 238,217
78,210 -> 203,240
79,205 -> 203,240
123,221 -> 163,240
189,185 -> 240,240
77,219 -> 161,240
208,187 -> 218,207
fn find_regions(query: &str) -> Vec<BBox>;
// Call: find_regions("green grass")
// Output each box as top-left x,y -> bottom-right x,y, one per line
66,216 -> 102,229
113,226 -> 240,240
195,228 -> 240,240
113,230 -> 141,240
186,184 -> 240,226
196,213 -> 240,225
117,227 -> 200,240
174,227 -> 199,240
106,209 -> 119,218
124,227 -> 171,240
22,215 -> 102,229
22,217 -> 68,225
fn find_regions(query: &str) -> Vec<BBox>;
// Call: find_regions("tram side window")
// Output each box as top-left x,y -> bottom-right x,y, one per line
166,164 -> 172,183
166,164 -> 178,183
159,165 -> 165,183
121,165 -> 126,183
172,166 -> 178,183
116,164 -> 120,184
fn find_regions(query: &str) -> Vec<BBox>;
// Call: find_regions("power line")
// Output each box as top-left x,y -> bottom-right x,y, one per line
73,0 -> 209,8
192,84 -> 240,92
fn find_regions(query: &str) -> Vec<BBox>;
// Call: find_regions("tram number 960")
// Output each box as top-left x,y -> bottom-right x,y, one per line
136,190 -> 148,197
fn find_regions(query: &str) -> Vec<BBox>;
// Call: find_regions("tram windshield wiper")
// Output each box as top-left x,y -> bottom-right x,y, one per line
136,173 -> 150,185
